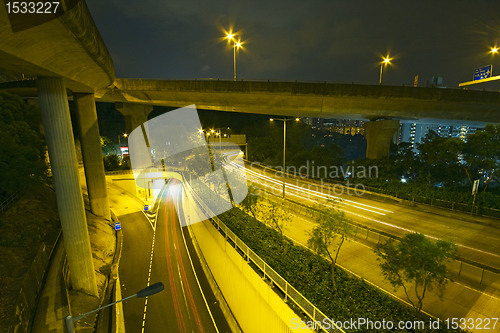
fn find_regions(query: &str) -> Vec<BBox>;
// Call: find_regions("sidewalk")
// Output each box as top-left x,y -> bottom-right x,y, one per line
30,238 -> 70,332
279,209 -> 500,333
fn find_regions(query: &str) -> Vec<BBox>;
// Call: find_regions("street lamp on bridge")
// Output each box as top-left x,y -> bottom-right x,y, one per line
226,32 -> 243,81
270,117 -> 300,199
379,56 -> 391,85
212,127 -> 230,150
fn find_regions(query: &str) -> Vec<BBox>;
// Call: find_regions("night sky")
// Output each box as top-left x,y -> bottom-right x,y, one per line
85,1 -> 500,88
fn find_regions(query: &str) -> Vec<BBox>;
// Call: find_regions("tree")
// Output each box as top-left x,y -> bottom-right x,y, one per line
462,124 -> 500,192
0,91 -> 47,198
100,136 -> 114,155
417,131 -> 466,186
374,233 -> 458,315
239,184 -> 261,229
307,205 -> 352,289
260,199 -> 291,243
103,153 -> 120,171
247,136 -> 280,165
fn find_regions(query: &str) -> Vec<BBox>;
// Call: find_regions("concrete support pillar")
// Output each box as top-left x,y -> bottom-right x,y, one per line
364,119 -> 400,159
115,102 -> 153,134
74,93 -> 111,220
36,77 -> 98,296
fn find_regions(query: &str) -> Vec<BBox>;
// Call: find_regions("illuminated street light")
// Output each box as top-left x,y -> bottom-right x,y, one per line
269,118 -> 300,198
65,282 -> 164,333
226,32 -> 243,81
212,127 -> 230,150
118,133 -> 128,147
379,56 -> 391,85
491,47 -> 498,54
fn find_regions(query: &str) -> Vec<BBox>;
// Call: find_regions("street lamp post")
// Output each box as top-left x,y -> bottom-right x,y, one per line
118,133 -> 128,147
270,118 -> 299,199
226,33 -> 242,81
490,47 -> 498,77
379,57 -> 391,85
212,127 -> 230,150
64,282 -> 164,333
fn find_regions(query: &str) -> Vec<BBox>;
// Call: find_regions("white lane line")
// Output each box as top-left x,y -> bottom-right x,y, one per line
176,187 -> 221,333
141,183 -> 167,333
176,261 -> 193,323
246,170 -> 500,260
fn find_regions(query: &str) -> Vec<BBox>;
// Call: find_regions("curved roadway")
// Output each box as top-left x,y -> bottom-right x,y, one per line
114,179 -> 232,333
237,160 -> 500,270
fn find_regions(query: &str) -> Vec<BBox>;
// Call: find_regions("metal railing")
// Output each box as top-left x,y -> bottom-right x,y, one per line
0,191 -> 19,214
105,169 -> 133,176
7,231 -> 62,333
185,179 -> 344,333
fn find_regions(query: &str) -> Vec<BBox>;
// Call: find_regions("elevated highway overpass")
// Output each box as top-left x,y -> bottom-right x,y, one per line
5,77 -> 500,161
100,78 -> 500,124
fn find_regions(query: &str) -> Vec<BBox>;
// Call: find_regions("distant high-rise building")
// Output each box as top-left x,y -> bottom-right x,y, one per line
308,118 -> 365,135
401,122 -> 480,153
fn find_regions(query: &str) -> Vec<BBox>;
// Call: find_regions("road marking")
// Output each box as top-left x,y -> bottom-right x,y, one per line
140,184 -> 167,333
177,261 -> 193,323
248,172 -> 500,262
176,185 -> 220,333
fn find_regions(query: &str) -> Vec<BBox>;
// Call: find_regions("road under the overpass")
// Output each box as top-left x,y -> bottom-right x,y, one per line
108,179 -> 232,333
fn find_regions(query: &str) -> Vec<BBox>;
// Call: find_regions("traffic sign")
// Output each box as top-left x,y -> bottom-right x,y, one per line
472,179 -> 480,195
474,65 -> 492,81
115,222 -> 121,231
144,205 -> 151,211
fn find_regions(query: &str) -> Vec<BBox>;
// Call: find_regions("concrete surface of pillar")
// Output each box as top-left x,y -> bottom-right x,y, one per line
115,102 -> 153,134
364,119 -> 400,159
36,77 -> 98,296
74,93 -> 111,220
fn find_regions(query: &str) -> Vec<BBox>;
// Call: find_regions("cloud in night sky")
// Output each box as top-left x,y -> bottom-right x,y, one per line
86,0 -> 500,87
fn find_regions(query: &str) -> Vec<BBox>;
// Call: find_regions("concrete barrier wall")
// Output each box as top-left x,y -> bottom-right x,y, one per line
447,260 -> 462,276
182,185 -> 314,333
482,270 -> 500,290
8,244 -> 50,333
459,262 -> 484,284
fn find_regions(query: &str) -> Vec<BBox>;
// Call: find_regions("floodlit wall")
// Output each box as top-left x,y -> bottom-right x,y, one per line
181,184 -> 314,333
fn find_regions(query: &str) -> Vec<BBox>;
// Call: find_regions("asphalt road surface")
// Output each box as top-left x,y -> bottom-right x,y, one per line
116,179 -> 232,333
240,160 -> 500,270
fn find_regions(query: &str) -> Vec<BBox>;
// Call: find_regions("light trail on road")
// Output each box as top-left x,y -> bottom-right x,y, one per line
221,153 -> 500,264
114,176 -> 229,333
